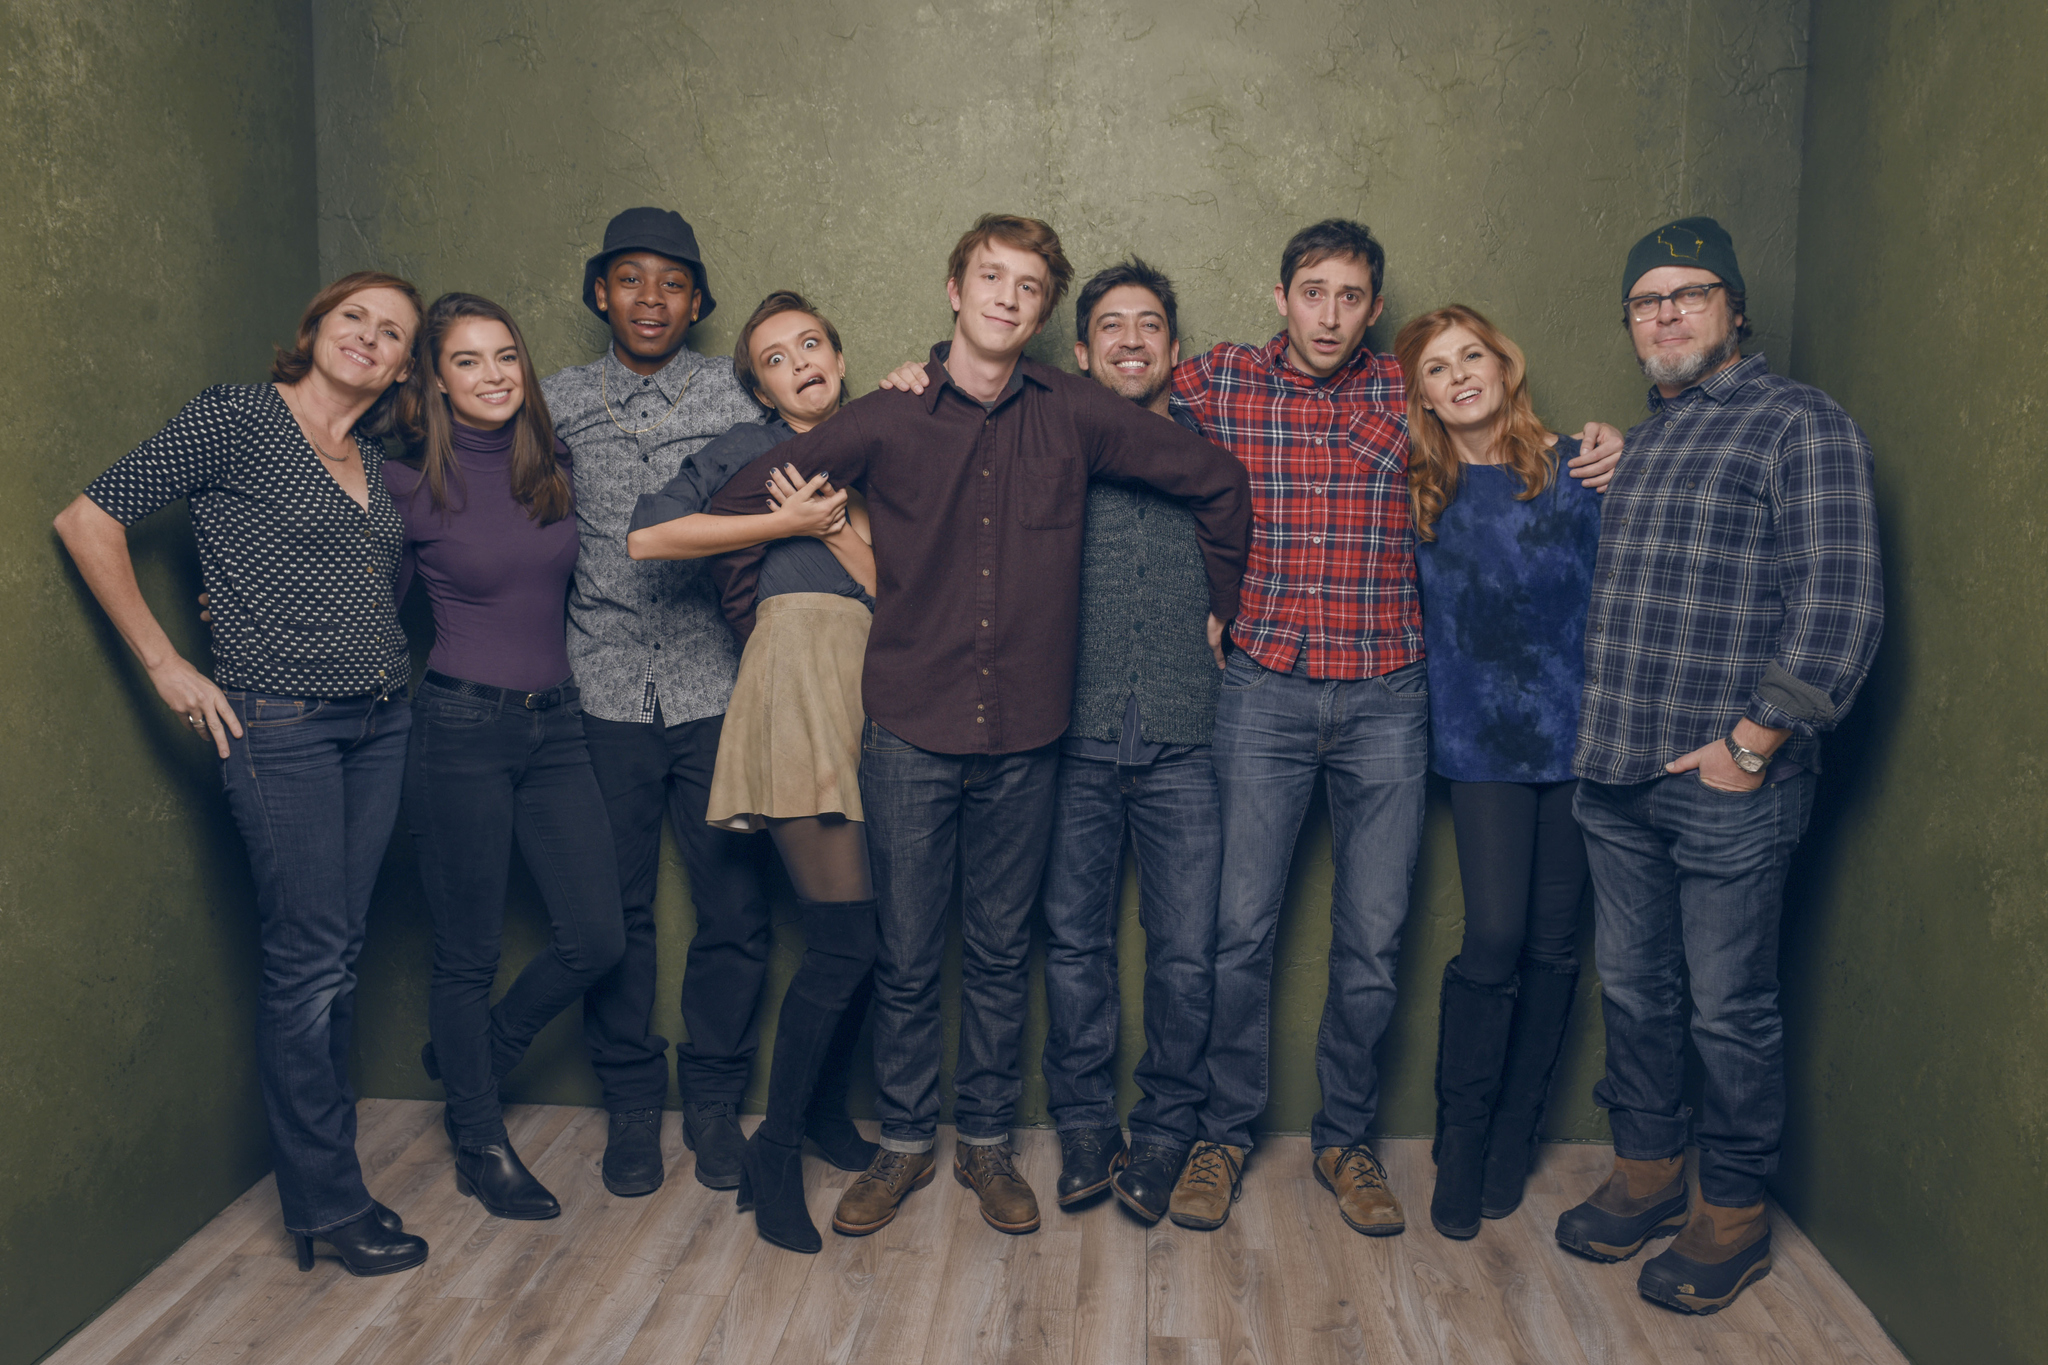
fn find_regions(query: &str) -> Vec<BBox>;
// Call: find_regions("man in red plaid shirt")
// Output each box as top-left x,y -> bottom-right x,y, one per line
1164,220 -> 1622,1237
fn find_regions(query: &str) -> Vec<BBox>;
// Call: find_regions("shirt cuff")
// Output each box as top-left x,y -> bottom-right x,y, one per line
1744,662 -> 1836,736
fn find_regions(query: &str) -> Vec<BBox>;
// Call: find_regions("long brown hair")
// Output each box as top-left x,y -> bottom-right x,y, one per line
1396,304 -> 1555,542
402,293 -> 571,525
270,270 -> 427,442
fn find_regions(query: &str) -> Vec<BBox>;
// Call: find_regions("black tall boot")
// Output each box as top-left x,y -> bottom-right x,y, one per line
743,984 -> 844,1253
1480,958 -> 1579,1219
804,976 -> 878,1172
1430,957 -> 1517,1239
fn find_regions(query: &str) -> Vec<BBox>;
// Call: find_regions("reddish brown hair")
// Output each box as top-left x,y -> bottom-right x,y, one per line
1395,304 -> 1556,542
732,290 -> 845,405
946,213 -> 1074,314
269,270 -> 427,442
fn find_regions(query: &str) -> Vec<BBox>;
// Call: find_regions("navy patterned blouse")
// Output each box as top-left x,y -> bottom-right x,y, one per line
1414,437 -> 1600,783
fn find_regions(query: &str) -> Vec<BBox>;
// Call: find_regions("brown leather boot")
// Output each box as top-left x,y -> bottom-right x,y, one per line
1314,1144 -> 1406,1236
831,1149 -> 936,1236
1554,1154 -> 1688,1262
1637,1198 -> 1771,1314
953,1142 -> 1041,1233
1167,1141 -> 1244,1230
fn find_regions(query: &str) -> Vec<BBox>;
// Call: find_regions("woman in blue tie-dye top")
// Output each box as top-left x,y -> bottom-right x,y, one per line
1400,305 -> 1604,1244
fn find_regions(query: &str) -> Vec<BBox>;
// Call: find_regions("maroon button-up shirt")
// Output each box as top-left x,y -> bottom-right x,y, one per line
707,344 -> 1251,755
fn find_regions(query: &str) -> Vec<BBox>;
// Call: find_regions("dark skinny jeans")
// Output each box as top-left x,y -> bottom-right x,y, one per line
406,678 -> 626,1145
1446,779 -> 1588,985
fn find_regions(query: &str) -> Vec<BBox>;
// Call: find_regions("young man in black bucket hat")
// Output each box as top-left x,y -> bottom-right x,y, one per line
536,208 -> 826,1200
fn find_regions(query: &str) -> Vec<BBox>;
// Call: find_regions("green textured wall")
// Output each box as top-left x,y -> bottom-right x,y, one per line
312,0 -> 1809,1140
1781,4 -> 2048,1363
0,2 -> 319,1362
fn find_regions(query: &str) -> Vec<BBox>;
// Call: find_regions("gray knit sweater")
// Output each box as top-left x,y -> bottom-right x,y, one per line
1068,473 -> 1222,746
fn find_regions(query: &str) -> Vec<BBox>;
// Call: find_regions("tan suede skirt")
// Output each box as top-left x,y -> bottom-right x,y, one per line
707,592 -> 871,831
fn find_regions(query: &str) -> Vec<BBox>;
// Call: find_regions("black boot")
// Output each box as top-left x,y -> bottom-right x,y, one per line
295,1209 -> 429,1276
737,1131 -> 821,1253
1430,957 -> 1517,1239
455,1138 -> 561,1220
682,1102 -> 745,1189
1111,1140 -> 1188,1225
804,976 -> 879,1172
603,1108 -> 666,1196
1056,1125 -> 1128,1207
1481,958 -> 1579,1219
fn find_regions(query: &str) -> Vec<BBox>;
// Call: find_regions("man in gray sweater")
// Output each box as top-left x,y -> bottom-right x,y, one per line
1039,259 -> 1228,1223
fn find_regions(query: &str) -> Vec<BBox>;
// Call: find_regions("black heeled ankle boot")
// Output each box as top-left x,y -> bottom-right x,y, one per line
294,1209 -> 429,1276
1481,958 -> 1579,1219
456,1138 -> 562,1220
738,1131 -> 820,1253
804,977 -> 878,1172
1430,958 -> 1517,1239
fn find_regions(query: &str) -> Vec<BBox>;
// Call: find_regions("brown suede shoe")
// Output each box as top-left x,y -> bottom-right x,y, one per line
1637,1198 -> 1771,1314
1315,1144 -> 1405,1236
1167,1141 -> 1244,1230
831,1148 -> 936,1237
953,1142 -> 1041,1233
1555,1154 -> 1689,1262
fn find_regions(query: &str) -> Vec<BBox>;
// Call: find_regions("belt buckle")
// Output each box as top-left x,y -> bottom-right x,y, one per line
523,691 -> 542,710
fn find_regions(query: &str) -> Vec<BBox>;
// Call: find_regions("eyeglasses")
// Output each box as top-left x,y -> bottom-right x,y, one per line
1624,282 -> 1726,323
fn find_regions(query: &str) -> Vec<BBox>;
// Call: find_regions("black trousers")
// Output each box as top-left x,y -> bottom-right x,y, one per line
1447,779 -> 1587,985
580,708 -> 775,1111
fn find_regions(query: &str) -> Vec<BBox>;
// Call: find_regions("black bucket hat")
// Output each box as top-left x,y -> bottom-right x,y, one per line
582,207 -> 717,321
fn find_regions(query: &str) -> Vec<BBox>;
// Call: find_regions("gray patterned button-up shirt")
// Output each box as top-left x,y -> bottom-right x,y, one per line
541,346 -> 767,725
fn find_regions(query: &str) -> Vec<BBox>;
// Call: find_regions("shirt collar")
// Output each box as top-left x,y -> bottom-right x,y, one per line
605,343 -> 708,404
1261,330 -> 1385,388
922,339 -> 1045,414
1646,350 -> 1771,412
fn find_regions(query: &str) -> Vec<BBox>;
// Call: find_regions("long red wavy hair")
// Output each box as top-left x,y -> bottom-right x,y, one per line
1396,304 -> 1555,542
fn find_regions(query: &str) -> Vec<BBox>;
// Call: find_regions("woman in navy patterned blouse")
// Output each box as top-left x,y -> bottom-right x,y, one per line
54,272 -> 433,1278
1398,305 -> 1602,1243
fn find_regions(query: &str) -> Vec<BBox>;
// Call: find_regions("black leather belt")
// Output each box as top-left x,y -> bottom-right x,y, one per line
421,670 -> 579,711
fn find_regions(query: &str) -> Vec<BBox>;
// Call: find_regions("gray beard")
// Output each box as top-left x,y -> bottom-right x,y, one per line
1640,329 -> 1740,389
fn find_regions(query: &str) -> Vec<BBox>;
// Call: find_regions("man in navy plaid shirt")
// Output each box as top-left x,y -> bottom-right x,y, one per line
1555,217 -> 1883,1314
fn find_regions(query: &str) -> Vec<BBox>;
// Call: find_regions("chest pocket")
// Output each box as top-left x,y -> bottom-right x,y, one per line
1014,455 -> 1083,529
1346,411 -> 1409,479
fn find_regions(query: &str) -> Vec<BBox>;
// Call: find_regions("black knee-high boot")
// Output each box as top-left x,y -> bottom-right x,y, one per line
1480,957 -> 1579,1219
739,898 -> 876,1254
1431,957 -> 1518,1239
804,975 -> 878,1171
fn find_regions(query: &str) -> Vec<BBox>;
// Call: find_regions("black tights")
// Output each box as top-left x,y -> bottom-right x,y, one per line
766,814 -> 873,903
1448,780 -> 1587,986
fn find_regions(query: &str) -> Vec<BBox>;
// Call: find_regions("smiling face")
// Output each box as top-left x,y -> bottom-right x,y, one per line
1274,252 -> 1383,379
748,311 -> 846,433
1628,264 -> 1743,394
1415,323 -> 1508,445
312,286 -> 417,395
947,240 -> 1052,362
1074,283 -> 1180,412
434,316 -> 524,430
593,251 -> 701,374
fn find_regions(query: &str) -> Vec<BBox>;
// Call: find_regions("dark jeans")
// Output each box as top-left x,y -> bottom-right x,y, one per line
1040,747 -> 1220,1147
1203,650 -> 1430,1152
860,720 -> 1059,1151
1574,770 -> 1817,1207
406,679 -> 625,1146
218,689 -> 410,1234
580,708 -> 774,1112
1446,779 -> 1587,985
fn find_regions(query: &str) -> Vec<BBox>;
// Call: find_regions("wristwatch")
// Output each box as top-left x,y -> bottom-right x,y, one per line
1723,735 -> 1769,775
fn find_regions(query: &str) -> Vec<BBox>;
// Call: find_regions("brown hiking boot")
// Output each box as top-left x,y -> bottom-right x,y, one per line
953,1142 -> 1041,1233
1315,1143 -> 1406,1236
831,1148 -> 936,1236
1167,1141 -> 1244,1230
1638,1198 -> 1771,1314
1555,1154 -> 1689,1262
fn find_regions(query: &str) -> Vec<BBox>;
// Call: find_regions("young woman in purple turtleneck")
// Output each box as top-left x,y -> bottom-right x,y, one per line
383,294 -> 625,1224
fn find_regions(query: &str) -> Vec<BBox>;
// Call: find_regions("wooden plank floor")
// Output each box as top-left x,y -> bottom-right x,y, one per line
45,1099 -> 1908,1365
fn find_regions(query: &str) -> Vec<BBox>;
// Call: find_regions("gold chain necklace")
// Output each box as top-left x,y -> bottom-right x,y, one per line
280,387 -> 353,463
603,354 -> 696,437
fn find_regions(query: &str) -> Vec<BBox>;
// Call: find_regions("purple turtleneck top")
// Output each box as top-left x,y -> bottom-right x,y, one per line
384,422 -> 578,693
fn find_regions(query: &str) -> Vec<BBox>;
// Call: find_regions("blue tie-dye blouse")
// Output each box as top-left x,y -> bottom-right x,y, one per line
1414,437 -> 1601,783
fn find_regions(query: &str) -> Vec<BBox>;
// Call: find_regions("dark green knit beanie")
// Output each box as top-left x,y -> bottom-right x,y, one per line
1623,216 -> 1745,300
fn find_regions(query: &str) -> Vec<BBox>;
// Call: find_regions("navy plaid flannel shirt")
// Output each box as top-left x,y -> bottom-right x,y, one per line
1575,354 -> 1883,783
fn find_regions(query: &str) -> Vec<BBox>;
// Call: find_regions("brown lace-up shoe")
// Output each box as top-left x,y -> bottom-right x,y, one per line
1168,1141 -> 1245,1230
954,1142 -> 1041,1233
1315,1143 -> 1406,1236
831,1148 -> 936,1236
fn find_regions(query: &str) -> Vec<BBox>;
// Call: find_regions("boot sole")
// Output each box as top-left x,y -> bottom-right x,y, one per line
1313,1161 -> 1405,1237
954,1163 -> 1042,1233
454,1170 -> 561,1221
1110,1176 -> 1169,1226
831,1160 -> 936,1237
680,1130 -> 743,1190
1057,1148 -> 1129,1208
1641,1253 -> 1772,1315
601,1169 -> 664,1198
1556,1207 -> 1689,1263
1430,1212 -> 1481,1239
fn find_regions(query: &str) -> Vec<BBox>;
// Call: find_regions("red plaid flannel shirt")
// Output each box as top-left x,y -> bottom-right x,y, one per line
1173,334 -> 1421,680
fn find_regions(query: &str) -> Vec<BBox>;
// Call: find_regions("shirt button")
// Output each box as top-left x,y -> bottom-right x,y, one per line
977,703 -> 985,710
983,469 -> 991,478
1311,536 -> 1321,545
981,619 -> 989,627
982,517 -> 990,525
982,668 -> 990,676
976,716 -> 985,724
982,569 -> 990,576
1311,436 -> 1324,446
1308,585 -> 1320,595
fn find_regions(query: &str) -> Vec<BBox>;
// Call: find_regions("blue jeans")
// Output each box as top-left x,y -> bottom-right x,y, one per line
219,690 -> 410,1234
860,720 -> 1059,1151
1040,747 -> 1220,1147
1202,650 -> 1429,1152
1574,771 -> 1817,1207
406,678 -> 626,1146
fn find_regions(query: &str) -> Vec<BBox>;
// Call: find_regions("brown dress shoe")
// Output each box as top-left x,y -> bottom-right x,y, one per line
1167,1141 -> 1245,1230
1315,1144 -> 1406,1236
953,1143 -> 1041,1233
831,1149 -> 936,1237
